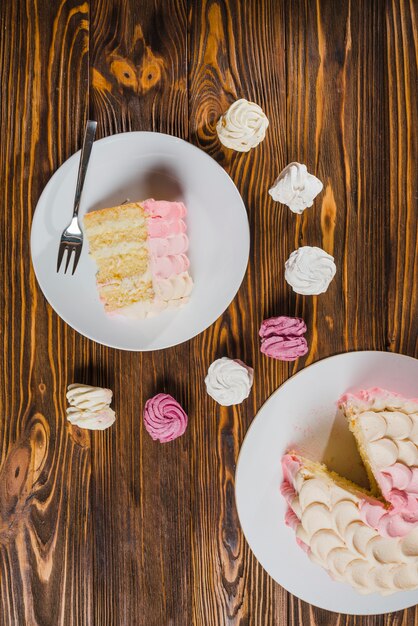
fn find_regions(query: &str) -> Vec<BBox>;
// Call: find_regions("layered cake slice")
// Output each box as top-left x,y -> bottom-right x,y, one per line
339,388 -> 418,537
282,452 -> 418,595
84,199 -> 193,317
282,388 -> 418,595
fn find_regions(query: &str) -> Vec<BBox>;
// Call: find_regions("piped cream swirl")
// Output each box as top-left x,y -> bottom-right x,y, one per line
216,99 -> 269,152
285,246 -> 336,295
205,357 -> 254,406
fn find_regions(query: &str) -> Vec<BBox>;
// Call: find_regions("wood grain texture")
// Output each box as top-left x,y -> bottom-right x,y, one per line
0,1 -> 92,625
0,0 -> 417,624
90,2 -> 192,626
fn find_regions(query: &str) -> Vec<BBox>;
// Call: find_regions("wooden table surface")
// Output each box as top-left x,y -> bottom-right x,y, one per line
1,0 -> 417,624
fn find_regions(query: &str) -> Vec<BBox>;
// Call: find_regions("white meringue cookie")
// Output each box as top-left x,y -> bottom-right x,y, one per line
216,99 -> 269,152
285,246 -> 336,295
205,357 -> 254,406
269,162 -> 323,214
66,383 -> 116,430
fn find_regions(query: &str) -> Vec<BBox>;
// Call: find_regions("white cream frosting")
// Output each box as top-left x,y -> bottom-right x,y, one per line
154,272 -> 194,302
110,273 -> 193,319
285,246 -> 336,295
66,384 -> 115,430
342,392 -> 418,472
287,463 -> 418,595
269,162 -> 323,214
216,99 -> 269,152
205,357 -> 254,406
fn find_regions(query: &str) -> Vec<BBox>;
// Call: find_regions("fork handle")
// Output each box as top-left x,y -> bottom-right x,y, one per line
73,120 -> 97,218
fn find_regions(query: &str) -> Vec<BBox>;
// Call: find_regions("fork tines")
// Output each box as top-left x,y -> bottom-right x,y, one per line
57,240 -> 82,275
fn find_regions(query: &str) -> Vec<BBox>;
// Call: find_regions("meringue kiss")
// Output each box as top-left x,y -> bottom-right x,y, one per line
205,357 -> 254,406
285,246 -> 336,295
216,99 -> 269,152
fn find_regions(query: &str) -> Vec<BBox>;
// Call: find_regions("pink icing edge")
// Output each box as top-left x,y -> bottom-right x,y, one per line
281,454 -> 312,552
282,452 -> 418,540
337,387 -> 418,537
338,387 -> 418,408
142,199 -> 193,298
358,463 -> 418,537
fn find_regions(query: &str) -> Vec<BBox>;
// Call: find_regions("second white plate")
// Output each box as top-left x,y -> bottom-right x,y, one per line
235,351 -> 418,614
31,131 -> 250,350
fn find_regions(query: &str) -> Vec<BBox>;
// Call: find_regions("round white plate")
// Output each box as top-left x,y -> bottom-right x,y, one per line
235,351 -> 418,615
31,132 -> 249,350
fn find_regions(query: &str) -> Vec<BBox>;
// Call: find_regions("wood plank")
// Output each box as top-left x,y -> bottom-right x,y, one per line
189,0 -> 418,624
285,0 -> 417,624
386,0 -> 418,358
188,1 -> 289,624
0,1 -> 91,625
89,1 -> 191,624
0,0 -> 417,624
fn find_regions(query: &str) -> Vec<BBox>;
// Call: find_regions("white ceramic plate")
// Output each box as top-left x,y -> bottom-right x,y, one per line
31,132 -> 249,350
235,351 -> 418,615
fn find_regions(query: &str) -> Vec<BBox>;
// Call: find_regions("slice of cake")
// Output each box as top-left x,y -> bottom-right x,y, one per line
282,388 -> 418,595
282,452 -> 418,595
339,388 -> 418,537
84,199 -> 193,317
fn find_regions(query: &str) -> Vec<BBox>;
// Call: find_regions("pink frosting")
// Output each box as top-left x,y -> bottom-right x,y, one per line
143,393 -> 188,443
147,218 -> 187,238
280,454 -> 308,553
338,387 -> 418,407
144,199 -> 190,283
282,453 -> 302,484
281,479 -> 297,505
338,388 -> 418,537
359,463 -> 418,537
143,199 -> 186,219
281,455 -> 311,553
285,507 -> 300,530
260,316 -> 308,361
152,254 -> 190,279
148,234 -> 189,257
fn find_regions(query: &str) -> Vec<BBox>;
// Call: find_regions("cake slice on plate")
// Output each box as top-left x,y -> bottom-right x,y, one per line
339,388 -> 418,537
84,199 -> 193,318
281,388 -> 418,595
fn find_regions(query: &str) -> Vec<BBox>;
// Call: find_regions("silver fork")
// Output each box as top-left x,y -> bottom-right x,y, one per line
57,120 -> 97,274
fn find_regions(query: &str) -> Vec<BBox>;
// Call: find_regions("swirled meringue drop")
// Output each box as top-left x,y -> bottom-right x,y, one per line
216,99 -> 269,152
205,357 -> 254,406
269,162 -> 323,214
285,246 -> 336,295
143,393 -> 188,443
66,383 -> 115,430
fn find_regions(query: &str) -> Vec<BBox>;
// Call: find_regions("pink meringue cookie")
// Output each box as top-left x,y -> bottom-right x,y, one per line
143,393 -> 188,443
259,316 -> 308,361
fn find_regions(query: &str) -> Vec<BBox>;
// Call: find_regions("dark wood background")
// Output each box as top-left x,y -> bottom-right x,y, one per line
0,0 -> 417,624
